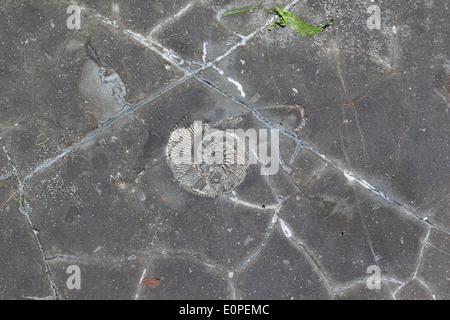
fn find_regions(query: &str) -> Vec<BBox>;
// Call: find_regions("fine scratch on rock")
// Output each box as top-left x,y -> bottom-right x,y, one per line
278,217 -> 336,297
228,194 -> 278,210
148,3 -> 193,38
0,172 -> 13,181
202,41 -> 208,63
226,76 -> 246,98
0,193 -> 15,212
392,228 -> 437,300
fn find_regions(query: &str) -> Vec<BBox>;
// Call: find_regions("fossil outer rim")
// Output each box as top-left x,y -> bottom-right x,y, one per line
166,123 -> 249,198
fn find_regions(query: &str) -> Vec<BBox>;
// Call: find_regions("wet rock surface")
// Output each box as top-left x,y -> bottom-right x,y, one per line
0,0 -> 448,299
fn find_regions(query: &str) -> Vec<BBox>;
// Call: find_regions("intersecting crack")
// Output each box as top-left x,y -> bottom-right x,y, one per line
1,139 -> 58,299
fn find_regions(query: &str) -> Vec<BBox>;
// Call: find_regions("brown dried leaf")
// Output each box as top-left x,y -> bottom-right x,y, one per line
141,276 -> 161,288
444,77 -> 450,97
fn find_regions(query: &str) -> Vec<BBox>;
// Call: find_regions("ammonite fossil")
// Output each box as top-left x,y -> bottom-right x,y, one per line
166,121 -> 249,198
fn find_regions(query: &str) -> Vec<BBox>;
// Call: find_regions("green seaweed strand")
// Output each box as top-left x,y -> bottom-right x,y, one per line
222,6 -> 332,37
273,7 -> 332,36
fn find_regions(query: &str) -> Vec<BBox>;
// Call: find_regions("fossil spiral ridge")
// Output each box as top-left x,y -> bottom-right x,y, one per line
166,122 -> 249,198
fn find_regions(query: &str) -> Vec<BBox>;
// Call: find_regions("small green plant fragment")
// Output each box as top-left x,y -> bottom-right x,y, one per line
222,6 -> 332,36
273,7 -> 332,36
268,15 -> 287,31
35,132 -> 49,146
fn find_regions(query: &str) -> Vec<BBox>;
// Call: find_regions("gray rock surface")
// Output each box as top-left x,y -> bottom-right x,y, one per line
0,0 -> 448,299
